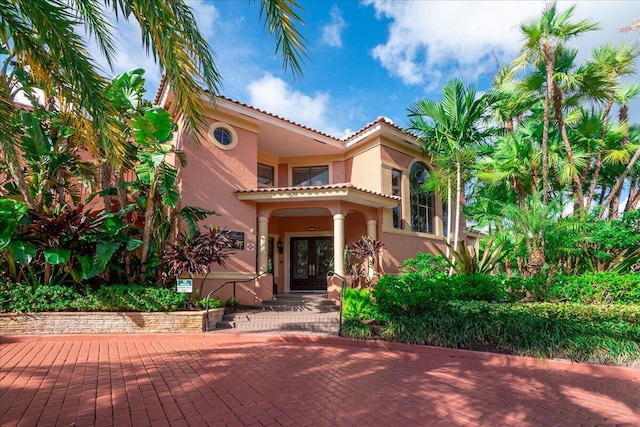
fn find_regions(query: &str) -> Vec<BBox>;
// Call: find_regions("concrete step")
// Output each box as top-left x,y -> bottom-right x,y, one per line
210,292 -> 340,335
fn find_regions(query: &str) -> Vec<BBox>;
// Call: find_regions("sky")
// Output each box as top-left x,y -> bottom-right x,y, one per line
89,0 -> 639,139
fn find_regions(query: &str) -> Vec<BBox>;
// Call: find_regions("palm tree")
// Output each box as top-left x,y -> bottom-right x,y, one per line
584,43 -> 640,209
0,0 -> 307,164
476,120 -> 541,207
510,1 -> 599,205
407,79 -> 497,254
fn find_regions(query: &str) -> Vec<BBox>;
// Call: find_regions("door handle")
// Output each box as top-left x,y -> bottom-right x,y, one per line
309,264 -> 315,276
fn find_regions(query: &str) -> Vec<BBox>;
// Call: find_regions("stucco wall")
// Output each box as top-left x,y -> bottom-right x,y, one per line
348,146 -> 382,192
180,120 -> 259,276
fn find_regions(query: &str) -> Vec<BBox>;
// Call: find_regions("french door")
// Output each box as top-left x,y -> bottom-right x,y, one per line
290,237 -> 332,291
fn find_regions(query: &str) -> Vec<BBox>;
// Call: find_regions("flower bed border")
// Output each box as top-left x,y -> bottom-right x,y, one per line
0,308 -> 226,334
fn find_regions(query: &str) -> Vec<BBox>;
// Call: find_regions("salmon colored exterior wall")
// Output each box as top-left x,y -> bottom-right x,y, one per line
159,94 -> 470,305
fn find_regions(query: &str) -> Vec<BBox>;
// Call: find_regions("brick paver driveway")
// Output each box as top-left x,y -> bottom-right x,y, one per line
1,334 -> 638,427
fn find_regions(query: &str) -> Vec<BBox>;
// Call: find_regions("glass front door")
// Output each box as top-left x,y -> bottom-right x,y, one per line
290,237 -> 332,291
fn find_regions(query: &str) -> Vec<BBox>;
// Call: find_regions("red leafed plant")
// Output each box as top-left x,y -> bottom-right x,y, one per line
162,226 -> 233,294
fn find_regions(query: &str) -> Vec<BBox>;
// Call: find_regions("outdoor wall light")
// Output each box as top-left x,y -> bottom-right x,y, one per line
277,238 -> 284,254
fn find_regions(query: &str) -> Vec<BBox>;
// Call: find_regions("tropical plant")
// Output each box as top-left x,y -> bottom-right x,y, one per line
407,79 -> 497,253
348,236 -> 385,288
429,235 -> 507,275
0,0 -> 308,160
162,226 -> 233,295
510,1 -> 599,205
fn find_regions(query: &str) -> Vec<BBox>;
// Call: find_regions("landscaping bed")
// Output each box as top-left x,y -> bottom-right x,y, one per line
0,308 -> 225,334
0,283 -> 227,334
341,272 -> 640,367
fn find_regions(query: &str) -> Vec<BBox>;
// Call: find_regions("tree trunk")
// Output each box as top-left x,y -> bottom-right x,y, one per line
626,178 -> 640,211
609,186 -> 621,219
453,161 -> 461,254
100,162 -> 113,213
586,100 -> 613,208
541,41 -> 554,206
552,82 -> 584,211
139,182 -> 156,283
599,145 -> 640,219
446,177 -> 452,258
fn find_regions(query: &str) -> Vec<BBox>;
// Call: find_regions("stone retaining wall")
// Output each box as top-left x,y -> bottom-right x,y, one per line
0,308 -> 226,334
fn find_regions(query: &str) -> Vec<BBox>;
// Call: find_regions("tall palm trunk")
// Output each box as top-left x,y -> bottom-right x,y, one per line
599,146 -> 640,218
541,42 -> 554,206
626,178 -> 640,211
586,100 -> 614,209
453,161 -> 461,253
552,82 -> 584,211
446,177 -> 452,257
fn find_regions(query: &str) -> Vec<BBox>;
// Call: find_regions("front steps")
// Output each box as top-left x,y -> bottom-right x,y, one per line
212,293 -> 340,335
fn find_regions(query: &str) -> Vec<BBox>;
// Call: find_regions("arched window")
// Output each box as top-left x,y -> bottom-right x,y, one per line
410,162 -> 435,234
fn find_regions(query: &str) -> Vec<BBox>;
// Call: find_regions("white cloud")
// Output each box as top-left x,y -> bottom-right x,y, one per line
365,0 -> 638,93
321,5 -> 347,48
247,73 -> 344,135
189,1 -> 220,40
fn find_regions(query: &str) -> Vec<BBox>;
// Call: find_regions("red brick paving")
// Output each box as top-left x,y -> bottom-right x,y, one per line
1,334 -> 638,427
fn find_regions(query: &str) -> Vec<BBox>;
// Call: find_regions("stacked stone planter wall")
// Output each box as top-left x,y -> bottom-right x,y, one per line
0,308 -> 226,334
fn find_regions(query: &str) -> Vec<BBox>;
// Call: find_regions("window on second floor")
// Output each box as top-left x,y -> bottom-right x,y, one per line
410,162 -> 435,234
391,169 -> 402,229
292,166 -> 328,187
258,163 -> 274,186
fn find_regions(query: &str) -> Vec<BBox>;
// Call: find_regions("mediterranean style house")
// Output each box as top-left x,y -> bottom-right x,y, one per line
156,83 -> 472,305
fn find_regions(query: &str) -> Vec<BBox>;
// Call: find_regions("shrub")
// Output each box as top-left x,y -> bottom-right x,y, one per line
399,252 -> 449,277
342,288 -> 378,321
372,273 -> 450,317
548,273 -> 640,304
372,273 -> 511,317
0,282 -> 86,313
446,274 -> 507,302
370,301 -> 640,367
90,285 -> 188,312
0,283 -> 195,313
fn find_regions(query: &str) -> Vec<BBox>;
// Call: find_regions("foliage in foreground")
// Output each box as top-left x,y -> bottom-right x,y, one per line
0,283 -> 224,313
341,292 -> 640,367
342,271 -> 640,366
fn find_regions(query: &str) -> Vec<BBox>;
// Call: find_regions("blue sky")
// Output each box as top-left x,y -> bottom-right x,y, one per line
92,0 -> 639,138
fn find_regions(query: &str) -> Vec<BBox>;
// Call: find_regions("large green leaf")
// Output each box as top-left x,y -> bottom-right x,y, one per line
145,108 -> 172,142
126,238 -> 144,251
95,240 -> 120,269
0,199 -> 27,250
44,248 -> 71,265
9,241 -> 37,265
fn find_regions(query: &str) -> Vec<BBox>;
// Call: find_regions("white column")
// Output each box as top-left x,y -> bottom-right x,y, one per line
257,216 -> 269,275
333,214 -> 345,276
366,219 -> 377,240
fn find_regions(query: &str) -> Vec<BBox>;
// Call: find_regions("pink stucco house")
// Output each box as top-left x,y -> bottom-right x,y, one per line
157,83 -> 471,305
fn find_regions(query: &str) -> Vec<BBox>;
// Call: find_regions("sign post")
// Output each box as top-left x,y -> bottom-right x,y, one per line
176,278 -> 193,293
176,279 -> 193,310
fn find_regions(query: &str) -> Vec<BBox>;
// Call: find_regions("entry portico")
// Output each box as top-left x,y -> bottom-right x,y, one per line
236,183 -> 399,292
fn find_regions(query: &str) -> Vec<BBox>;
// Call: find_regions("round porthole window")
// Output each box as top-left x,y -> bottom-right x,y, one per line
208,122 -> 238,150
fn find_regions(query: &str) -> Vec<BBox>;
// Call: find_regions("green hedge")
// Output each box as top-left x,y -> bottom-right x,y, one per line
341,298 -> 640,367
548,273 -> 640,304
0,283 -> 220,313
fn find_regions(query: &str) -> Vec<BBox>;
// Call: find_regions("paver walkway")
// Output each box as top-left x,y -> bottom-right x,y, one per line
1,333 -> 638,427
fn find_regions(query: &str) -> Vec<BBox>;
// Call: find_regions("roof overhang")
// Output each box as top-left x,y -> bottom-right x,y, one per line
235,184 -> 399,209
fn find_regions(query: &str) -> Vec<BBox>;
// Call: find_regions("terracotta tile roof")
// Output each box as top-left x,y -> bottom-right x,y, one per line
235,183 -> 400,201
153,79 -> 415,145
